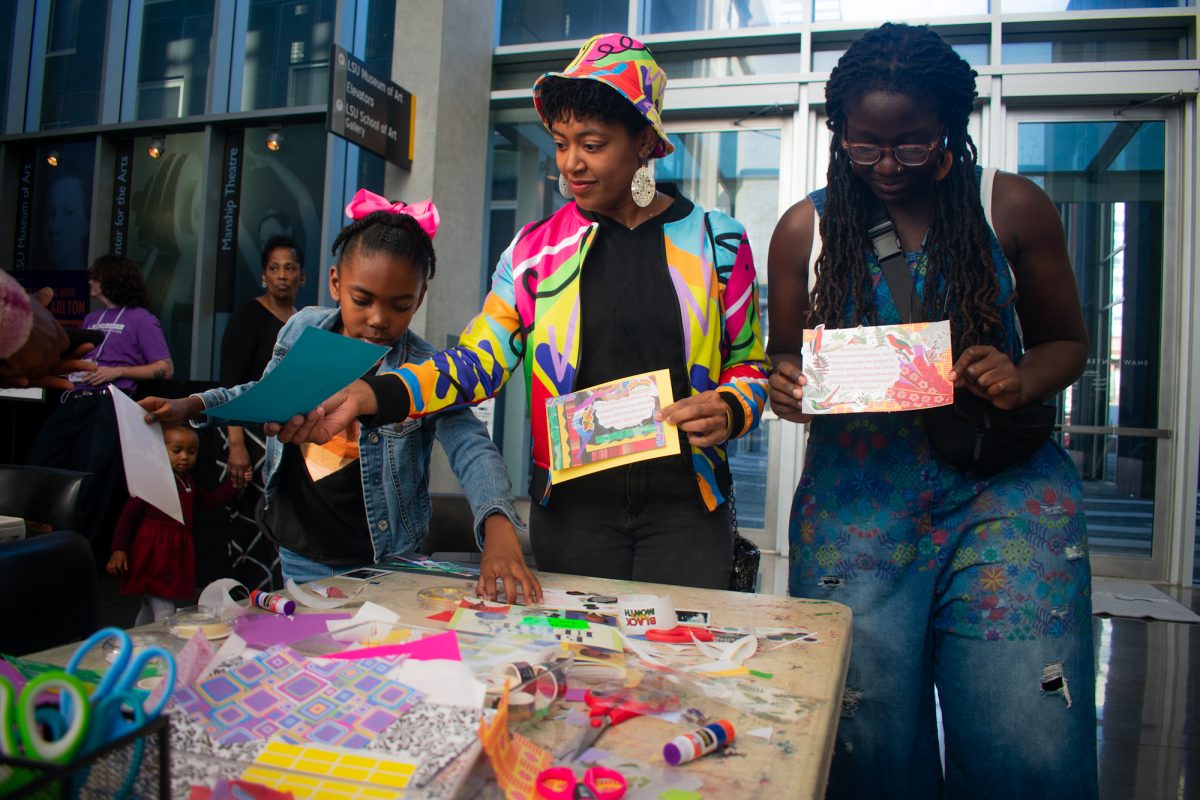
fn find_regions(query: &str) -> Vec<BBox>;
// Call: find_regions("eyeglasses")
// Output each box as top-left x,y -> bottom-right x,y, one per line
841,139 -> 942,167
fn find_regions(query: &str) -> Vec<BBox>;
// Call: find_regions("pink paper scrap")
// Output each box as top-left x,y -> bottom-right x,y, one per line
325,630 -> 462,662
235,612 -> 352,650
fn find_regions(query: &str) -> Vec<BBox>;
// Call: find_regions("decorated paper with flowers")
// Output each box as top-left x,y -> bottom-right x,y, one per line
546,369 -> 680,482
801,322 -> 953,414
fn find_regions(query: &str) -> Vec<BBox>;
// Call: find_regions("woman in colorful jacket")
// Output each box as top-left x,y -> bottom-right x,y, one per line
271,34 -> 769,592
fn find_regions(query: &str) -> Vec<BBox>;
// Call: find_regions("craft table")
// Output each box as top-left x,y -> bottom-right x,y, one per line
31,570 -> 851,799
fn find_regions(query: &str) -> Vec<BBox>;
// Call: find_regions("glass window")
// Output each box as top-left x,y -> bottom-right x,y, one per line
40,0 -> 110,130
125,131 -> 207,376
813,40 -> 988,71
231,123 -> 327,312
354,0 -> 396,195
1018,120 -> 1167,561
1001,0 -> 1192,12
23,141 -> 97,272
657,48 -> 804,79
641,0 -> 805,33
136,0 -> 215,120
241,0 -> 335,111
1002,29 -> 1185,64
658,128 -> 781,529
814,0 -> 987,22
498,0 -> 630,45
494,47 -> 804,91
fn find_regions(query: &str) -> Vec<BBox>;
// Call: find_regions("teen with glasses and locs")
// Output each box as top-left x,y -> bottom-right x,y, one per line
767,24 -> 1096,800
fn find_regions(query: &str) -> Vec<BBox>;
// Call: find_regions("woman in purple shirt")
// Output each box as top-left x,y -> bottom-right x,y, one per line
28,255 -> 173,544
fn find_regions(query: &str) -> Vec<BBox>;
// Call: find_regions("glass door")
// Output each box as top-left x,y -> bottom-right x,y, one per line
1006,110 -> 1180,582
660,119 -> 790,593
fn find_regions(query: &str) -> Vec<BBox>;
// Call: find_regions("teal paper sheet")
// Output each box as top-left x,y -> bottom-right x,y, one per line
204,327 -> 388,423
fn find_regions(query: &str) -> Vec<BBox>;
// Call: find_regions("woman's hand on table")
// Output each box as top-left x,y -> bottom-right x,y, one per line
478,515 -> 542,605
660,390 -> 732,447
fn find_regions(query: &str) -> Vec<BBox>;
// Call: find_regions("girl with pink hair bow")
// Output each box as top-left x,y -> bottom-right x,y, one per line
139,192 -> 538,600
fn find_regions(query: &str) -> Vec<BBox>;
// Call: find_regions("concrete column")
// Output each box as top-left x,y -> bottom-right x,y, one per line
386,0 -> 495,495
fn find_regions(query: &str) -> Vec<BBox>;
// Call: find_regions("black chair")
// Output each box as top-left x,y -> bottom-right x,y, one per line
419,492 -> 534,565
0,464 -> 100,655
0,530 -> 100,655
0,463 -> 89,534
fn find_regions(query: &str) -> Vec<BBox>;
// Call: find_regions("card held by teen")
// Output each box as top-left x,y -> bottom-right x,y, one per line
546,369 -> 680,483
801,321 -> 954,414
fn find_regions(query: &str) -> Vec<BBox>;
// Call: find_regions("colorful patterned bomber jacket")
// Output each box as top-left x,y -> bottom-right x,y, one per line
363,198 -> 770,510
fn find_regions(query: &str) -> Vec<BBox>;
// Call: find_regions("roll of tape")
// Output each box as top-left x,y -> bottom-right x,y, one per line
503,661 -> 537,685
198,578 -> 249,617
508,691 -> 535,722
418,586 -> 474,612
618,595 -> 677,633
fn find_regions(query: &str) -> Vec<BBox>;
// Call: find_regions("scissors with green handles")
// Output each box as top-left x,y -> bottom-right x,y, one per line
2,627 -> 176,765
0,670 -> 92,763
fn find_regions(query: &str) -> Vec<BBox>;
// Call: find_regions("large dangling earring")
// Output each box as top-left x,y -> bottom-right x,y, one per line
557,174 -> 574,200
261,279 -> 267,288
631,160 -> 656,208
933,149 -> 954,182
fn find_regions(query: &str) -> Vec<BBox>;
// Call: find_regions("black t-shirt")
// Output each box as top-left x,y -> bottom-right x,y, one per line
531,185 -> 702,501
221,300 -> 285,386
575,185 -> 693,407
257,443 -> 374,565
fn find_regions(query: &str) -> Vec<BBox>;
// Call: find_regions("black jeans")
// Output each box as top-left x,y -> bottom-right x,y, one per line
530,458 -> 733,589
27,392 -> 125,544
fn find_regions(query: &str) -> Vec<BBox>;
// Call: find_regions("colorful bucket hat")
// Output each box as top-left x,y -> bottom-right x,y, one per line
532,33 -> 674,158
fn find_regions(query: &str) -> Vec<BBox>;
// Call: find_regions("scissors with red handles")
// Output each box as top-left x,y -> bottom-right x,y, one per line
536,765 -> 626,799
644,625 -> 713,643
562,685 -> 677,761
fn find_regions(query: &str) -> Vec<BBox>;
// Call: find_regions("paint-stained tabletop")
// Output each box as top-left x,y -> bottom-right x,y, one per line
32,569 -> 851,799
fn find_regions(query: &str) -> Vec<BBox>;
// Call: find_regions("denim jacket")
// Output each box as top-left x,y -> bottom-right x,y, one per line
195,306 -> 523,567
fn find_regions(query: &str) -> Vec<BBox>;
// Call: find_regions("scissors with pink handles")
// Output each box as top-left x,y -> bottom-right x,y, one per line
536,765 -> 626,799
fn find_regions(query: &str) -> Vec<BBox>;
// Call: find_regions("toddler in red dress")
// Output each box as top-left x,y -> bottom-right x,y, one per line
106,426 -> 236,625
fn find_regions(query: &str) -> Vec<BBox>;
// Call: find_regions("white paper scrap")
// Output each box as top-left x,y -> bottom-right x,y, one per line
109,386 -> 183,523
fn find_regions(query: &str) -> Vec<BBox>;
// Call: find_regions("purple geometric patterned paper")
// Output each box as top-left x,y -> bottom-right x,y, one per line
173,645 -> 418,747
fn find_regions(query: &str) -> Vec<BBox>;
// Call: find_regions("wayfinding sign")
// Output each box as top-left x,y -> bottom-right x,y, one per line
328,45 -> 414,169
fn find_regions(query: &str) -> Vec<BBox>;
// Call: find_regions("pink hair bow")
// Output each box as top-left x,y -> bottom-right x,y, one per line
344,189 -> 440,240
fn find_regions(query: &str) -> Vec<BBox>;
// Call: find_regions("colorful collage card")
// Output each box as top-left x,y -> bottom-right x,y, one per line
546,369 -> 680,482
801,322 -> 954,414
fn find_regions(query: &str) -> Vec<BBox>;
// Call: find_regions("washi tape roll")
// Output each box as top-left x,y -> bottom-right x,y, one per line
418,586 -> 474,611
532,667 -> 562,708
508,691 -> 536,722
503,661 -> 537,684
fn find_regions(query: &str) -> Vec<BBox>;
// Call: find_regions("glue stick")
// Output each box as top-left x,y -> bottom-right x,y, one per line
662,720 -> 735,766
250,589 -> 296,616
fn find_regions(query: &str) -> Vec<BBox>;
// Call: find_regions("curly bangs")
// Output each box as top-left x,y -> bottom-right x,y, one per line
538,76 -> 649,139
89,254 -> 148,308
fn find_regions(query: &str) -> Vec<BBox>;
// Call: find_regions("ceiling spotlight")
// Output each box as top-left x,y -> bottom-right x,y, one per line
147,135 -> 165,159
46,148 -> 61,167
265,128 -> 284,152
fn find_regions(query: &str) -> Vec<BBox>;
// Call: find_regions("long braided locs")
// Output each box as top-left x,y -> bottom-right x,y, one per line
331,210 -> 437,281
812,23 -> 1005,354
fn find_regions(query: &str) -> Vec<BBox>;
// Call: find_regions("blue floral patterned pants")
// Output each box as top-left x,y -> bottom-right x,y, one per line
790,412 -> 1097,800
